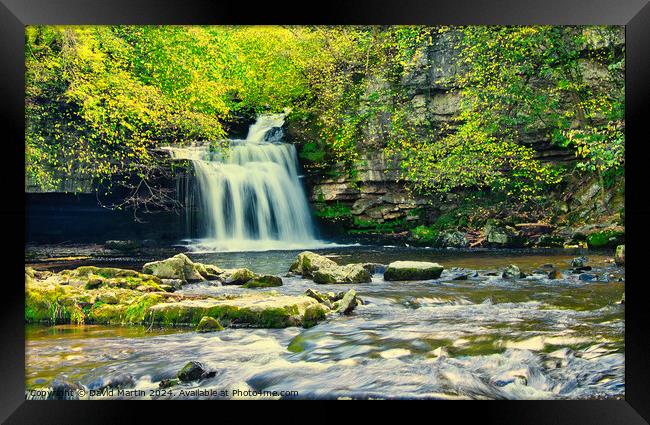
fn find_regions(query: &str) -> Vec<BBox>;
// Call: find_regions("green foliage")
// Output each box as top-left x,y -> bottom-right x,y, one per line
586,230 -> 624,249
386,26 -> 624,203
26,25 -> 624,214
410,225 -> 440,243
349,217 -> 407,234
299,141 -> 327,163
314,202 -> 352,219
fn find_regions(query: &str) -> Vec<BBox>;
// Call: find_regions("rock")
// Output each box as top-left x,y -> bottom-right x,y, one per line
579,273 -> 596,282
437,230 -> 469,248
98,373 -> 135,390
383,261 -> 444,281
147,293 -> 322,328
336,289 -> 358,315
485,225 -> 511,245
289,251 -> 339,277
362,263 -> 386,274
242,275 -> 283,288
304,288 -> 333,308
514,223 -> 554,236
27,270 -> 326,329
96,292 -> 119,305
572,266 -> 592,273
196,316 -> 224,333
223,268 -> 258,285
303,304 -> 329,327
202,264 -> 226,279
161,279 -> 184,291
571,257 -> 588,268
615,245 -> 625,266
159,379 -> 179,389
452,273 -> 469,281
312,263 -> 372,284
142,254 -> 205,283
105,240 -> 141,251
547,270 -> 563,280
177,361 -> 212,382
564,241 -> 588,249
537,235 -> 565,248
48,380 -> 84,400
502,264 -> 525,279
61,266 -> 165,292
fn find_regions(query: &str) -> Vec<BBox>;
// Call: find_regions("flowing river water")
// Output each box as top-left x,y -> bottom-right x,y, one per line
26,246 -> 625,400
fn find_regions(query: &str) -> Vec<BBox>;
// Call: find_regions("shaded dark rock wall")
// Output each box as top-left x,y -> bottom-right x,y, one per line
26,193 -> 185,244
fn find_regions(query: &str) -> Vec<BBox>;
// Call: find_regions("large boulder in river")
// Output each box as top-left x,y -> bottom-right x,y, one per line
289,251 -> 339,277
242,275 -> 283,288
223,268 -> 259,285
383,261 -> 444,281
502,264 -> 525,279
334,289 -> 359,315
615,245 -> 625,266
142,254 -> 205,283
312,264 -> 372,284
177,361 -> 215,382
289,251 -> 372,284
196,316 -> 224,332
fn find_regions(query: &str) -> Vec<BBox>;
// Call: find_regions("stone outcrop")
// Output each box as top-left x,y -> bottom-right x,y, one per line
196,316 -> 224,332
289,251 -> 372,284
291,28 -> 623,244
502,264 -> 525,280
142,253 -> 208,283
25,266 -> 326,329
383,261 -> 444,281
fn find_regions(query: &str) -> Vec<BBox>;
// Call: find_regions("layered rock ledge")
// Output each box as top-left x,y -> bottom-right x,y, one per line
25,266 -> 319,329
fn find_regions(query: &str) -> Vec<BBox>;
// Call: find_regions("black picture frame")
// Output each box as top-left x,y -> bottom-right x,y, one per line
2,0 -> 649,422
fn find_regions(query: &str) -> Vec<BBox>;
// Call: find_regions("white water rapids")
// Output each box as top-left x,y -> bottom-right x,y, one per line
165,114 -> 337,252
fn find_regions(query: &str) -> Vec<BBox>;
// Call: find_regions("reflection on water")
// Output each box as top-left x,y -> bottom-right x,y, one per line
26,247 -> 624,400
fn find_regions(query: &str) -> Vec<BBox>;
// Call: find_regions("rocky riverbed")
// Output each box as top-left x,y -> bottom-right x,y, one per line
25,246 -> 624,400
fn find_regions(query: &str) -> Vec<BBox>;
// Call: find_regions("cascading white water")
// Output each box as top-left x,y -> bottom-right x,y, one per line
165,114 -> 329,252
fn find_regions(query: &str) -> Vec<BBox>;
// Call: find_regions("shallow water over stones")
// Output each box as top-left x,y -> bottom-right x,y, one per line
26,247 -> 624,400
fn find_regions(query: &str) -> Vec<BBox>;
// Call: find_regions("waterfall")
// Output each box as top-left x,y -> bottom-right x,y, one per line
165,114 -> 325,252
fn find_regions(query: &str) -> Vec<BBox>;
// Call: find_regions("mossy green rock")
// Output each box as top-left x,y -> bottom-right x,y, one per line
336,289 -> 358,315
224,268 -> 258,285
147,293 -> 321,328
312,263 -> 371,284
142,253 -> 205,282
383,261 -> 444,281
502,264 -> 525,279
26,268 -> 326,329
177,361 -> 208,382
303,303 -> 329,328
289,251 -> 338,277
615,244 -> 625,266
243,275 -> 283,288
304,288 -> 332,307
196,316 -> 224,332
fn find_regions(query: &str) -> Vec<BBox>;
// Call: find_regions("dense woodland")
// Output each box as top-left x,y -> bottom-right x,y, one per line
25,26 -> 625,237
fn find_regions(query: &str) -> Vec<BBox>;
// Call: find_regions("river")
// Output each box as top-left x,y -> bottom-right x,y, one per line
25,246 -> 625,400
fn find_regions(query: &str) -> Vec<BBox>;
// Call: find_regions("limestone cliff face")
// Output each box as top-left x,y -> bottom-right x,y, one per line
293,28 -> 624,234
